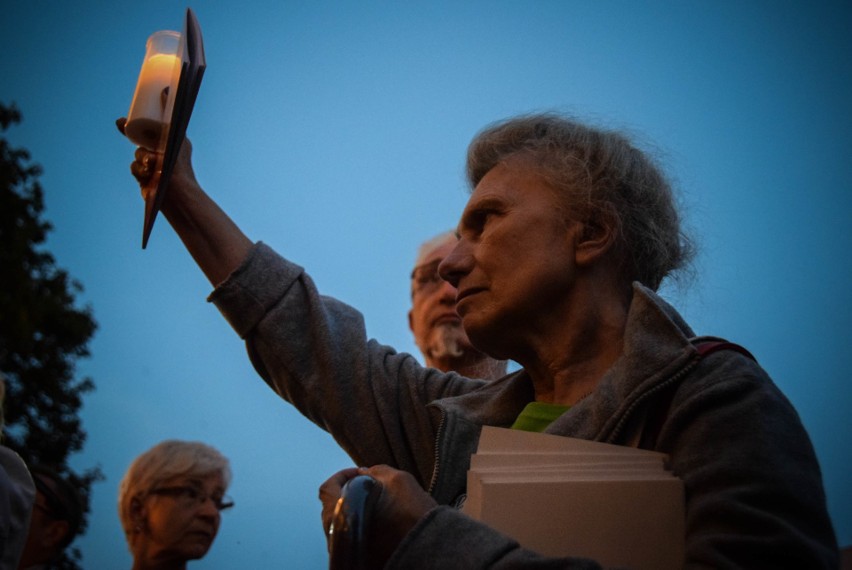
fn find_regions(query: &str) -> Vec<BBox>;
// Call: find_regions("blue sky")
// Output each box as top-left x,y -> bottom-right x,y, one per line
2,1 -> 850,567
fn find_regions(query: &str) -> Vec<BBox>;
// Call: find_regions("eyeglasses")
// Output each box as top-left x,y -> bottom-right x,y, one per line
411,260 -> 444,296
149,485 -> 234,512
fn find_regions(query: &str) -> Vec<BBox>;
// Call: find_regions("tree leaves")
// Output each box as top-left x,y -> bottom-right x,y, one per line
0,102 -> 102,570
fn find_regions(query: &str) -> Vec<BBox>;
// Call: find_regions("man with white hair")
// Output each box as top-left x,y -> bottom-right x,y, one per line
408,231 -> 507,379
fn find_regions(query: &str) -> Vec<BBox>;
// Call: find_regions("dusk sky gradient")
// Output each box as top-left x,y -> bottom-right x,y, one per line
2,1 -> 850,567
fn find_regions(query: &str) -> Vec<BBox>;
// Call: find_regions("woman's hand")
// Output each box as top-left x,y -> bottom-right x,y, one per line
113,115 -> 252,285
319,465 -> 438,567
320,467 -> 362,540
115,117 -> 198,200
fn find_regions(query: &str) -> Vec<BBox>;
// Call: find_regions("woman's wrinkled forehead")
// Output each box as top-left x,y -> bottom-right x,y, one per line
464,155 -> 580,226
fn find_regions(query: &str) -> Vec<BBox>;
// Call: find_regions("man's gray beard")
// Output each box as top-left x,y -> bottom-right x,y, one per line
425,323 -> 467,362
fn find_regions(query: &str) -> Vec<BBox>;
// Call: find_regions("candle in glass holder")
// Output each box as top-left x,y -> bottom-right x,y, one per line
125,30 -> 181,151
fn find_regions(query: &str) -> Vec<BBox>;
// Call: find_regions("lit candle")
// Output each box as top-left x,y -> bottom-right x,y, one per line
125,30 -> 181,151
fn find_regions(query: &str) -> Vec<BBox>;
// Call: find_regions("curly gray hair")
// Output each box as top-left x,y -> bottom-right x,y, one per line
466,113 -> 694,290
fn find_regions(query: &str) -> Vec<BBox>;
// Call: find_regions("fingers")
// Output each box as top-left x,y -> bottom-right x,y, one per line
318,464 -> 438,568
117,114 -> 197,191
129,149 -> 159,187
134,146 -> 153,164
356,464 -> 395,479
344,465 -> 437,569
363,464 -> 437,529
356,465 -> 430,499
118,116 -> 155,197
318,467 -> 361,538
319,467 -> 361,502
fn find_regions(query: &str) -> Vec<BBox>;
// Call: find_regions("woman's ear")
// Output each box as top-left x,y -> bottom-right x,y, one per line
573,209 -> 619,267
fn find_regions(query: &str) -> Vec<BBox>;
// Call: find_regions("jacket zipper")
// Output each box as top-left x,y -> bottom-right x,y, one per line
426,408 -> 447,495
606,352 -> 701,444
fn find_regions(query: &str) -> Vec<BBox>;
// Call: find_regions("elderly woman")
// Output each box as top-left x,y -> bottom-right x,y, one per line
117,113 -> 837,568
118,440 -> 232,570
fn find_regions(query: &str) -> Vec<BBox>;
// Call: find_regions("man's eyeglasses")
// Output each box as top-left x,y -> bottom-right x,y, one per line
149,485 -> 235,512
411,260 -> 444,296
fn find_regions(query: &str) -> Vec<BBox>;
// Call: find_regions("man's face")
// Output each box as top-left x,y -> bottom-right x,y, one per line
408,240 -> 476,370
19,488 -> 71,565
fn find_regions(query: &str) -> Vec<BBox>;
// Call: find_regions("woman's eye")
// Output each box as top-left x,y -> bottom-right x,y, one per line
460,204 -> 501,239
474,209 -> 499,232
468,210 -> 489,230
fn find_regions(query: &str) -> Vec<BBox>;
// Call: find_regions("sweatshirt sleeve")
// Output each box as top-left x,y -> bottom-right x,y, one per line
388,506 -> 602,570
208,242 -> 480,486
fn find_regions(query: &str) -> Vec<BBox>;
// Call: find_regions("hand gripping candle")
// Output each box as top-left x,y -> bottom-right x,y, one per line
125,30 -> 181,151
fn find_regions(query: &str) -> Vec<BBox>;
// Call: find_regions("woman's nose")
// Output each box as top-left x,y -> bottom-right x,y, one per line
197,496 -> 221,519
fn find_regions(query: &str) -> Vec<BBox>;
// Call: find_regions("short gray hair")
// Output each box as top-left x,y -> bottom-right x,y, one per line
414,230 -> 456,268
117,440 -> 231,536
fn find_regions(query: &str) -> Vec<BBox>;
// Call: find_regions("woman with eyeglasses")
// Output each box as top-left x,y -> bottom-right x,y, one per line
118,440 -> 232,570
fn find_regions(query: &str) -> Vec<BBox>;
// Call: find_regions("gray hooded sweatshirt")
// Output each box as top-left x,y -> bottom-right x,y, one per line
210,243 -> 837,569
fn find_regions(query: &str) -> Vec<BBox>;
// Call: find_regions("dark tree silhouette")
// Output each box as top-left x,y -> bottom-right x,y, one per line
1,102 -> 102,570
